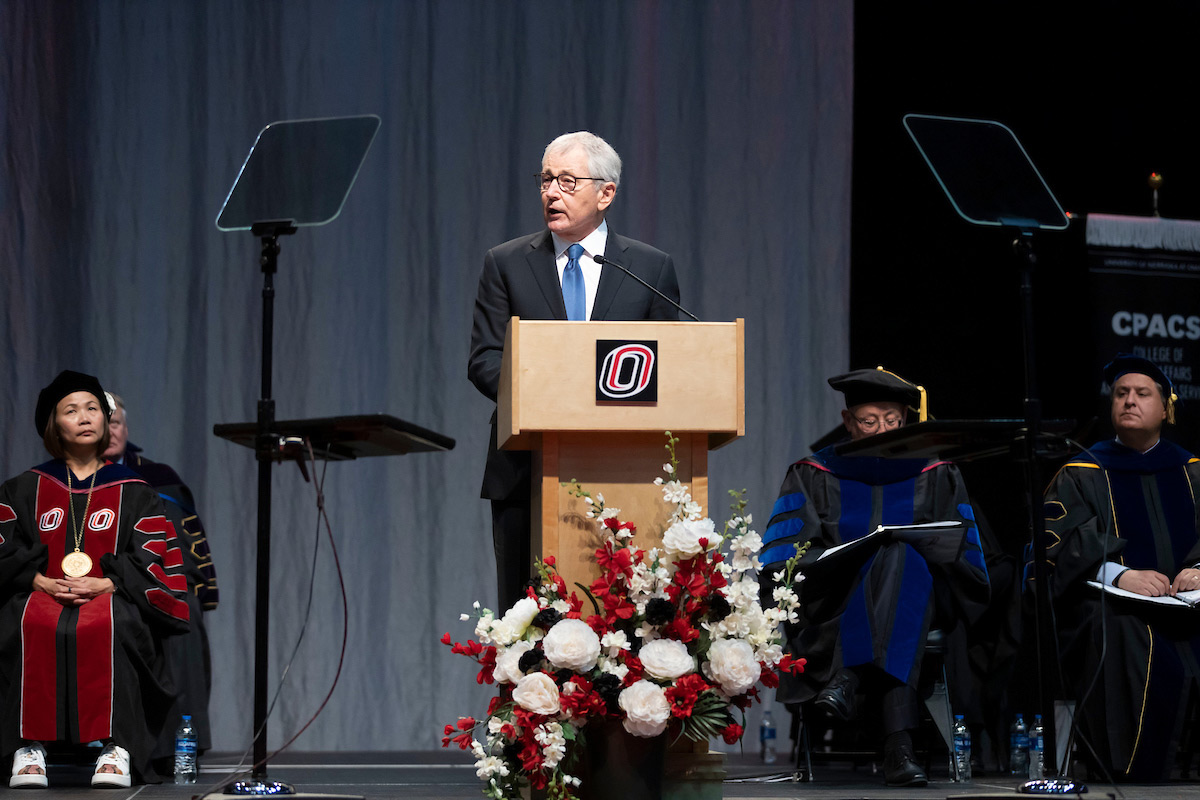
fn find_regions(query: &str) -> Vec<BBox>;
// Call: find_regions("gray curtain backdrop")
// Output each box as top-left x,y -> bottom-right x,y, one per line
0,1 -> 852,751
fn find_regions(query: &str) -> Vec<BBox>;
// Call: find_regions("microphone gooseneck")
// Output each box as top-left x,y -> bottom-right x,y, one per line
592,253 -> 700,322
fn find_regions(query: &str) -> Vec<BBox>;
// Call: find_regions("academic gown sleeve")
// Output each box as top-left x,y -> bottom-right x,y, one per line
0,476 -> 48,604
99,480 -> 191,636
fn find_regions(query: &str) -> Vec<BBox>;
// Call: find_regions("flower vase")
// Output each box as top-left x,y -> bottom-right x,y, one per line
577,720 -> 667,800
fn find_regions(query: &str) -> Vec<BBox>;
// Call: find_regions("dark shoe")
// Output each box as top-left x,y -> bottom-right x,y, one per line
814,668 -> 859,721
884,742 -> 928,787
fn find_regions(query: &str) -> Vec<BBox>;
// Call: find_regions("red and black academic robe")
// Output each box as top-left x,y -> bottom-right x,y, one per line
759,445 -> 990,712
119,443 -> 218,758
0,460 -> 190,782
1039,439 -> 1200,782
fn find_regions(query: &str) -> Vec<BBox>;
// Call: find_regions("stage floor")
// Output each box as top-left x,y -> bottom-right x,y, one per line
8,750 -> 1200,800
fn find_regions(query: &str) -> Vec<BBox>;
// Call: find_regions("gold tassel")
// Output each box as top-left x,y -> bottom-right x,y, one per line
874,365 -> 928,422
1168,392 -> 1178,425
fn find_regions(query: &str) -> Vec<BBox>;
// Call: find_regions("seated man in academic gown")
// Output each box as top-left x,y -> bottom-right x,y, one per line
760,367 -> 990,787
1037,354 -> 1200,781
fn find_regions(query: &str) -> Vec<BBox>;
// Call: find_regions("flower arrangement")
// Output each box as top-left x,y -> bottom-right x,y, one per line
441,433 -> 805,799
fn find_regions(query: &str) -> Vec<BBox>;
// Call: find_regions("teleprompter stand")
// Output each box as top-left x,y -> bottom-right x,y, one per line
902,114 -> 1080,792
213,116 -> 454,798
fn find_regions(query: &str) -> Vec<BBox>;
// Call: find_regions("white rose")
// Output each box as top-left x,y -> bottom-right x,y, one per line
662,517 -> 717,558
501,597 -> 540,635
512,672 -> 561,715
703,637 -> 761,696
638,638 -> 695,681
542,618 -> 601,672
618,680 -> 671,738
493,640 -> 535,685
487,619 -> 518,647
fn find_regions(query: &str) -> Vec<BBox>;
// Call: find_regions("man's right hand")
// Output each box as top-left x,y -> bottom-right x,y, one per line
1116,569 -> 1173,596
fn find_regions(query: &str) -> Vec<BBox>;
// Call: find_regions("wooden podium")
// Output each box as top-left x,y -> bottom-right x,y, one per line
498,318 -> 744,597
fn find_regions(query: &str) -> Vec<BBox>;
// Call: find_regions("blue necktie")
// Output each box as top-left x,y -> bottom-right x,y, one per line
563,243 -> 586,321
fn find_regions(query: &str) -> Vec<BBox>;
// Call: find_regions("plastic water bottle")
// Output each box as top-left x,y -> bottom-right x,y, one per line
759,709 -> 778,764
1010,713 -> 1029,777
1030,714 -> 1045,779
953,714 -> 972,783
174,715 -> 198,784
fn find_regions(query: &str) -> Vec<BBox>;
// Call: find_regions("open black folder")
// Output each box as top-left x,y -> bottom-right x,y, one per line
797,521 -> 967,597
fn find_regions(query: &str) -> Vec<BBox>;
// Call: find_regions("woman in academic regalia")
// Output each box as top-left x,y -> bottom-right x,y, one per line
0,371 -> 190,788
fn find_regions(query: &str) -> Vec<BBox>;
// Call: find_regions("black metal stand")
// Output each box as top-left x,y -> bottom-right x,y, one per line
249,221 -> 296,790
901,114 -> 1079,792
212,116 -> 386,799
1013,231 -> 1058,777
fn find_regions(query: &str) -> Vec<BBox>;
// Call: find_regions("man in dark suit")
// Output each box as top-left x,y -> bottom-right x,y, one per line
468,131 -> 681,610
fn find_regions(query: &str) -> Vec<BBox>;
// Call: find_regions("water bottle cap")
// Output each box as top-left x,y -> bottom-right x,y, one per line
955,714 -> 963,720
183,715 -> 192,720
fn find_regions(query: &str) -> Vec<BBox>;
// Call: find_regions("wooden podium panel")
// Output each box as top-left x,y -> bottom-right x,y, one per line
499,319 -> 744,597
535,431 -> 709,596
499,320 -> 744,451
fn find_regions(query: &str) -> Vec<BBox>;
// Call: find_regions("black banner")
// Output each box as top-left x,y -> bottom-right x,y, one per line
1087,214 -> 1200,450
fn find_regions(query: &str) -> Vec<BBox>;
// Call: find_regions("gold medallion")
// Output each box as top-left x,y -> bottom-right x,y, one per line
61,550 -> 93,578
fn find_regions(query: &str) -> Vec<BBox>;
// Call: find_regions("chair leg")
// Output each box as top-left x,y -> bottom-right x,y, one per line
795,706 -> 814,781
921,659 -> 958,781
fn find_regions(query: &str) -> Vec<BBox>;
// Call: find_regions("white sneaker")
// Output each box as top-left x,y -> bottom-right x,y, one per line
91,743 -> 131,788
9,742 -> 48,789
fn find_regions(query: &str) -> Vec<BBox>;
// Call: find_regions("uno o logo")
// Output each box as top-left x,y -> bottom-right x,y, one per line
88,509 -> 115,531
39,508 -> 63,531
599,344 -> 656,400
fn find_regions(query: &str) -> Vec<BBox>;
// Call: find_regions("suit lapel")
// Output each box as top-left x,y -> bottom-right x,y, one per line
526,232 -> 567,320
592,231 -> 627,321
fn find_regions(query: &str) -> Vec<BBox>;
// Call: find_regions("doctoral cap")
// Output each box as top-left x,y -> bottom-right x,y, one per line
35,370 -> 112,436
1103,353 -> 1177,424
828,366 -> 928,422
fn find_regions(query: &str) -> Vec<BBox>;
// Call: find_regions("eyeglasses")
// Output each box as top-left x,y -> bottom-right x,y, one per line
851,414 -> 904,433
536,172 -> 605,193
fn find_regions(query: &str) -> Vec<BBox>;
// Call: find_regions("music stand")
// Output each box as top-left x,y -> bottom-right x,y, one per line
904,114 -> 1071,786
215,116 -> 424,794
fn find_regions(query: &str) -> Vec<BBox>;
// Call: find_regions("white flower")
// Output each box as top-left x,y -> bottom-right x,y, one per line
487,716 -> 505,734
542,618 -> 601,672
598,658 -> 629,681
475,755 -> 509,780
660,480 -> 690,504
535,722 -> 567,768
703,637 -> 762,696
512,672 -> 561,715
493,640 -> 535,685
501,597 -> 540,635
618,680 -> 672,737
487,619 -> 518,647
662,517 -> 717,558
601,630 -> 631,657
474,611 -> 497,644
639,638 -> 695,681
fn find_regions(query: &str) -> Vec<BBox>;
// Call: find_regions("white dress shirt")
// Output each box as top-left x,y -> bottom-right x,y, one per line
551,220 -> 608,321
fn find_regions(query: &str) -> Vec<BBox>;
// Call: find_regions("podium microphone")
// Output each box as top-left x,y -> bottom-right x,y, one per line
593,254 -> 700,322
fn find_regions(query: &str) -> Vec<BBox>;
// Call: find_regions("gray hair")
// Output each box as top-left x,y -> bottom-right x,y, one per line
543,131 -> 622,191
